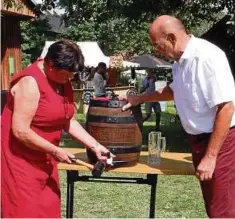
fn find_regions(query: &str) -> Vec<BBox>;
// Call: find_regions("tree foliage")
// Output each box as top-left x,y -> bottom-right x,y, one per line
20,18 -> 52,67
18,0 -> 235,63
57,0 -> 234,56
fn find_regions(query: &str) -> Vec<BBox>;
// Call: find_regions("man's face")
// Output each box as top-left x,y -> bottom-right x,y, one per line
100,66 -> 107,74
147,71 -> 154,78
150,33 -> 177,61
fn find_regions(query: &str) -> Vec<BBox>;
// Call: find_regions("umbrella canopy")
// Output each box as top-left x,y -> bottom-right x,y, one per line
130,54 -> 172,69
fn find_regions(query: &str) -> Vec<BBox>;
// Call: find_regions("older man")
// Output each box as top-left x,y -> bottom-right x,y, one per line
123,15 -> 235,218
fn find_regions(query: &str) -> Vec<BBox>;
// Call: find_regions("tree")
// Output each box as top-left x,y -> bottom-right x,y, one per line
2,0 -> 58,66
18,0 -> 234,65
20,18 -> 52,67
57,0 -> 234,56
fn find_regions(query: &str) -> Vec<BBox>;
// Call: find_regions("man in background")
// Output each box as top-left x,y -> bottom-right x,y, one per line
140,70 -> 161,131
93,62 -> 108,97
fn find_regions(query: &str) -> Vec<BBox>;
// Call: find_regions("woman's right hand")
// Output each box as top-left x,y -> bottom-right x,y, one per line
51,147 -> 75,164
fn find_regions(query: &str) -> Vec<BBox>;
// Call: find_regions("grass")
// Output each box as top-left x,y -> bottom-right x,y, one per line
59,173 -> 206,218
59,102 -> 207,218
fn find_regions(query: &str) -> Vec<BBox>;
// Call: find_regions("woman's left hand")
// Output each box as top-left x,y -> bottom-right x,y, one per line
92,142 -> 115,163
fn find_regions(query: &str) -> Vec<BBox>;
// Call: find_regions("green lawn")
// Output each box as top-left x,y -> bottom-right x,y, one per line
59,103 -> 207,218
59,172 -> 206,218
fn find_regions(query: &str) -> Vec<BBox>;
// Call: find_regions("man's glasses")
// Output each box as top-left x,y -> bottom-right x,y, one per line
151,35 -> 167,52
152,43 -> 160,52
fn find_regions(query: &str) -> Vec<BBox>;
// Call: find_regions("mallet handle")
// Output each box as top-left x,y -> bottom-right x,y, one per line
70,157 -> 94,170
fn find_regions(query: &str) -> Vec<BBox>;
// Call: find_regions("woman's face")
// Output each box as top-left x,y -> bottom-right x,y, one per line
46,62 -> 75,84
50,69 -> 74,84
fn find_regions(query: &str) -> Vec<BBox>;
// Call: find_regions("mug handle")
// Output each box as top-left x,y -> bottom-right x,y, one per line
161,137 -> 166,152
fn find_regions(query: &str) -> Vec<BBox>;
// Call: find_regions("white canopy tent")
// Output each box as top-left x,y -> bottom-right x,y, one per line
40,41 -> 139,68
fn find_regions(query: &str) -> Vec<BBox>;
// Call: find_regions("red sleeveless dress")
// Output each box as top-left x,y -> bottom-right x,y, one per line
1,60 -> 74,218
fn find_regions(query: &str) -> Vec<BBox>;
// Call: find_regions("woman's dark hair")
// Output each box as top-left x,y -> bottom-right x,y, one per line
44,39 -> 84,73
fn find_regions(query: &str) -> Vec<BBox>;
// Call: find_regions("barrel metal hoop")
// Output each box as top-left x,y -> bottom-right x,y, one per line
89,100 -> 127,108
109,146 -> 141,154
87,115 -> 136,123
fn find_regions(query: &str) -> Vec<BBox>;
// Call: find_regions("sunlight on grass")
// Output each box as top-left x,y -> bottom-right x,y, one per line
59,171 -> 206,218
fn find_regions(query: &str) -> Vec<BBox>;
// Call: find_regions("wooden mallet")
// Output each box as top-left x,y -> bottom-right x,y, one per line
70,157 -> 106,177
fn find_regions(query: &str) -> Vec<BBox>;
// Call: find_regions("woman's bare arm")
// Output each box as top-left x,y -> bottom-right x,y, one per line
64,117 -> 114,162
11,76 -> 74,163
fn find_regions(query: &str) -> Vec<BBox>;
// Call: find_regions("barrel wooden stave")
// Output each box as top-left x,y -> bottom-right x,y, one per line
87,123 -> 142,146
86,99 -> 142,165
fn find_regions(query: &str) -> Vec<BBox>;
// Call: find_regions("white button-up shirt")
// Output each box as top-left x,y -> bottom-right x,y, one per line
170,35 -> 235,135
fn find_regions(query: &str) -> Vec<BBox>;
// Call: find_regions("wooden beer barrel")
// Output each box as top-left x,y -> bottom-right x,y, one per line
86,98 -> 143,165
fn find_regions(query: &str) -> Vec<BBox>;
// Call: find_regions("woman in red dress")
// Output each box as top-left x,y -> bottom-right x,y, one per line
1,40 -> 112,218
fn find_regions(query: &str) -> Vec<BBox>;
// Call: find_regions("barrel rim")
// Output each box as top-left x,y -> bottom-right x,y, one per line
87,114 -> 137,123
108,145 -> 141,154
89,99 -> 128,108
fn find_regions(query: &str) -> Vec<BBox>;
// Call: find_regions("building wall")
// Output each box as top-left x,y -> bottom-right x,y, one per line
1,0 -> 37,90
1,16 -> 22,89
1,0 -> 36,17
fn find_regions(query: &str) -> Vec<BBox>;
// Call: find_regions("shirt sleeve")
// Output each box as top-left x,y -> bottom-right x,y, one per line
94,74 -> 104,88
196,52 -> 235,108
169,63 -> 177,92
169,82 -> 174,92
103,80 -> 107,87
93,74 -> 99,87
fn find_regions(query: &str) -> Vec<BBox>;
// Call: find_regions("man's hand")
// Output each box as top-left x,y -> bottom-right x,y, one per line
196,155 -> 217,181
122,95 -> 142,111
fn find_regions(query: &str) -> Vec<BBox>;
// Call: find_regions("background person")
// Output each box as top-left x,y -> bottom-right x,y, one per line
93,62 -> 108,97
1,40 -> 113,218
140,70 -> 161,131
122,15 -> 235,218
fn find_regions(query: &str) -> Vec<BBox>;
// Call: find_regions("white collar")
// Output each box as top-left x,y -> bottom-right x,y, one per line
178,34 -> 195,64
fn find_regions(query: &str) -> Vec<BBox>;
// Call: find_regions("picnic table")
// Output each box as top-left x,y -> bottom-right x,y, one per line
58,148 -> 195,218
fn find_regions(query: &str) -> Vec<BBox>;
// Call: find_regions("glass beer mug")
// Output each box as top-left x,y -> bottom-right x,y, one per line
148,131 -> 166,164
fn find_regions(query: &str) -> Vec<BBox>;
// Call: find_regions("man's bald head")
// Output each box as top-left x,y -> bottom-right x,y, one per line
150,15 -> 186,40
149,15 -> 190,61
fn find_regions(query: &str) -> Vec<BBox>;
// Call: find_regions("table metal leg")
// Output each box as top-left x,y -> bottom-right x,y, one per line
66,171 -> 77,218
65,171 -> 158,218
147,174 -> 158,218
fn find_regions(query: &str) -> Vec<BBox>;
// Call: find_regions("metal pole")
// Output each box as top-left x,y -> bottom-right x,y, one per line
66,171 -> 75,218
148,174 -> 158,218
